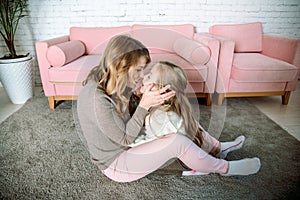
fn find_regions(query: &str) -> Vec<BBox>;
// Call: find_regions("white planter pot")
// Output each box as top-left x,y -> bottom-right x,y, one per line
0,56 -> 34,104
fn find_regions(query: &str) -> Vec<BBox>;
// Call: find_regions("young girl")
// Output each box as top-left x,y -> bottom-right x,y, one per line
129,61 -> 204,148
77,35 -> 261,183
129,61 -> 258,175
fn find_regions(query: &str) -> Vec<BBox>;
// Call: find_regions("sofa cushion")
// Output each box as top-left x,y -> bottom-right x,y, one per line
46,40 -> 85,67
173,37 -> 211,65
150,54 -> 207,82
231,53 -> 297,83
131,24 -> 194,53
48,55 -> 101,83
70,26 -> 131,54
209,22 -> 263,53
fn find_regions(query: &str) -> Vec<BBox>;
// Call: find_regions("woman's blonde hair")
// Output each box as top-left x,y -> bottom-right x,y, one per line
148,61 -> 203,146
83,35 -> 150,114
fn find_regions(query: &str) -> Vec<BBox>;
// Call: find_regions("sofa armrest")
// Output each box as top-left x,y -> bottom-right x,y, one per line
35,36 -> 69,96
262,35 -> 298,65
262,35 -> 300,91
40,35 -> 70,47
197,33 -> 235,93
294,40 -> 300,70
194,33 -> 220,93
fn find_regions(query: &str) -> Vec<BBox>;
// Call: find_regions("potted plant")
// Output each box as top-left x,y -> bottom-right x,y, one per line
0,0 -> 34,104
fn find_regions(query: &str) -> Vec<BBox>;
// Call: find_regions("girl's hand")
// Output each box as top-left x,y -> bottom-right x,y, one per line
138,83 -> 176,111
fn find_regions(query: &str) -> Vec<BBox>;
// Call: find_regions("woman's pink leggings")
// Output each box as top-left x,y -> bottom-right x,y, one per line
102,130 -> 228,182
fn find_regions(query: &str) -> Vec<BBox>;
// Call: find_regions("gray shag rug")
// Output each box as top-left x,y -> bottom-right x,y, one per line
0,92 -> 299,200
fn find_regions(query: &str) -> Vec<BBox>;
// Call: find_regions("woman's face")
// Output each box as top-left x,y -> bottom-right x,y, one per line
127,56 -> 147,88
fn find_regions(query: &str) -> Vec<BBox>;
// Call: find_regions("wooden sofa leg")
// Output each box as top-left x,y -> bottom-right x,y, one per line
217,93 -> 225,106
206,94 -> 212,106
282,91 -> 291,105
48,96 -> 55,110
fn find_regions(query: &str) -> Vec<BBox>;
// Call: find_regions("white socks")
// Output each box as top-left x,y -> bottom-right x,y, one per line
217,136 -> 261,176
222,157 -> 261,176
217,135 -> 246,159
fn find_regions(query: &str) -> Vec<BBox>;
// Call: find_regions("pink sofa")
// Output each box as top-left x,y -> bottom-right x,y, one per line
208,22 -> 300,105
35,24 -> 220,109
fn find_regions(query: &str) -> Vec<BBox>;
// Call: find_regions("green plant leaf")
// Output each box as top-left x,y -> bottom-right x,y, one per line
0,0 -> 29,59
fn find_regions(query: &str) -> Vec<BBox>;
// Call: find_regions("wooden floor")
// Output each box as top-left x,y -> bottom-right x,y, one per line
247,80 -> 300,141
1,81 -> 299,141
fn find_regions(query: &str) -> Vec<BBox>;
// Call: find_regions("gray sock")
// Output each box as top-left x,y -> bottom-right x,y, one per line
222,157 -> 261,176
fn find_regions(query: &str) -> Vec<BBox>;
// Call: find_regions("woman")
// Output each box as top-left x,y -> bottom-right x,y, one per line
77,35 -> 261,182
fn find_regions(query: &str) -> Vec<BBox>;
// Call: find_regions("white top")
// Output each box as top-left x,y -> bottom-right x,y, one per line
129,109 -> 186,147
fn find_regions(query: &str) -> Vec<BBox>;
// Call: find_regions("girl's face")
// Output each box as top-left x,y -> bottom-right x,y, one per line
127,56 -> 147,88
142,63 -> 160,86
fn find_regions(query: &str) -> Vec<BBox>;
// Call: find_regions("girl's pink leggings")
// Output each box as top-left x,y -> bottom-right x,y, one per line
102,130 -> 228,182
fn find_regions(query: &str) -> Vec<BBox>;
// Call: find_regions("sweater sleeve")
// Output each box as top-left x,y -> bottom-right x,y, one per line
94,93 -> 148,146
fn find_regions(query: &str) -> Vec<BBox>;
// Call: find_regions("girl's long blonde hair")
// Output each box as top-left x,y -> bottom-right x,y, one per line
148,61 -> 203,146
83,35 -> 150,114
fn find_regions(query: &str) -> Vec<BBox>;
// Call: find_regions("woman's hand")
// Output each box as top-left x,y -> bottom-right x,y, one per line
138,83 -> 176,111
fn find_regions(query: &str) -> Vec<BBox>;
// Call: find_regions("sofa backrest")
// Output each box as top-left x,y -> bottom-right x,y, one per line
209,22 -> 263,53
131,24 -> 194,53
69,26 -> 131,54
69,24 -> 195,55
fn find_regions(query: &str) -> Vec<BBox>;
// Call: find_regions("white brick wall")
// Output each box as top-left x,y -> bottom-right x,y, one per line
1,0 -> 299,84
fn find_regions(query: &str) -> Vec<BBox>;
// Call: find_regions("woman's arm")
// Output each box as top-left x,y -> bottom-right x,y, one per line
94,93 -> 148,146
93,83 -> 175,146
